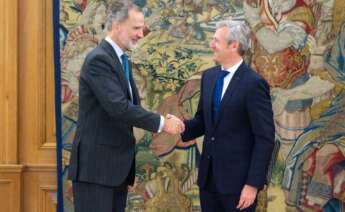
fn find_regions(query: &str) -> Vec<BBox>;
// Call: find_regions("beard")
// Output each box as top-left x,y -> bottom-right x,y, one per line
118,29 -> 138,51
123,37 -> 138,50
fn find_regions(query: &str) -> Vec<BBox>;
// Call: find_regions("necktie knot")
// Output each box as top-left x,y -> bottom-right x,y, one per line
219,70 -> 229,79
121,53 -> 128,62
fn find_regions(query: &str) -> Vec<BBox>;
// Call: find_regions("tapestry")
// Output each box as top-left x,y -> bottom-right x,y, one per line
56,0 -> 345,211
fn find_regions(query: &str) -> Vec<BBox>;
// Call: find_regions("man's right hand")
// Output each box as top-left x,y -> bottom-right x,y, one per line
163,114 -> 185,135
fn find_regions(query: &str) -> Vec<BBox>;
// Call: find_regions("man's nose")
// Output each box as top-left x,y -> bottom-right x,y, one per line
209,40 -> 215,49
137,30 -> 144,38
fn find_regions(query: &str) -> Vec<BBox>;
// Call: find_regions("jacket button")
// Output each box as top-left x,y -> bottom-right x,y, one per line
207,155 -> 210,159
211,137 -> 215,141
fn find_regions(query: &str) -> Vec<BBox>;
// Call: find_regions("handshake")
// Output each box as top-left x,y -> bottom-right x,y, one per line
162,114 -> 185,135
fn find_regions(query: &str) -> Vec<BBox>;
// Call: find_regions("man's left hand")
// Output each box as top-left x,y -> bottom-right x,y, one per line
236,184 -> 257,210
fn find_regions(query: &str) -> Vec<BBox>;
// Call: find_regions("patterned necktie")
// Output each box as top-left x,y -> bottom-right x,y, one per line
121,53 -> 130,82
212,70 -> 229,123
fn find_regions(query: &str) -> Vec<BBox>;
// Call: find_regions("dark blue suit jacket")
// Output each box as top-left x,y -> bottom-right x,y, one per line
182,63 -> 275,194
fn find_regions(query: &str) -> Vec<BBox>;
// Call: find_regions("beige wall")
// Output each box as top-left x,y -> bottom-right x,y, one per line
0,0 -> 57,211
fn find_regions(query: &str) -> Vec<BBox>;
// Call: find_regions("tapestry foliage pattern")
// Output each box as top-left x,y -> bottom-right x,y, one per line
59,0 -> 345,211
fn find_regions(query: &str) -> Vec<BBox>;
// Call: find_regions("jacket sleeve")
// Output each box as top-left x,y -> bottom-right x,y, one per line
181,72 -> 206,141
82,55 -> 161,132
245,78 -> 275,189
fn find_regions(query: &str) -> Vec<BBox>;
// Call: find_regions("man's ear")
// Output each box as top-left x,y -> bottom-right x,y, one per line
231,41 -> 240,52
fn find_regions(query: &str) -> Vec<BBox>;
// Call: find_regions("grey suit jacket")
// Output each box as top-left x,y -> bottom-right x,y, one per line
68,39 -> 160,187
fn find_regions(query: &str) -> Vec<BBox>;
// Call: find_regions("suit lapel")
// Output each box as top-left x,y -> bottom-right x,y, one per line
100,40 -> 132,100
205,66 -> 222,126
100,40 -> 117,60
214,62 -> 246,128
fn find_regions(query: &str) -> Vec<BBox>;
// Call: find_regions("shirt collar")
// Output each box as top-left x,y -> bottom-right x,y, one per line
222,59 -> 243,75
105,36 -> 125,63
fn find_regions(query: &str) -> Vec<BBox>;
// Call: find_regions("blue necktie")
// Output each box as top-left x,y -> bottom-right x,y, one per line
121,53 -> 134,102
212,70 -> 229,123
121,53 -> 130,82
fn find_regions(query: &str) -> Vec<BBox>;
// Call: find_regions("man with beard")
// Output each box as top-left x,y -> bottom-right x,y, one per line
68,1 -> 184,211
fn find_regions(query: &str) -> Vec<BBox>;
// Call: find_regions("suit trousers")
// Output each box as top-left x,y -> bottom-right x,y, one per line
72,181 -> 128,212
200,158 -> 257,212
200,189 -> 257,212
71,146 -> 136,212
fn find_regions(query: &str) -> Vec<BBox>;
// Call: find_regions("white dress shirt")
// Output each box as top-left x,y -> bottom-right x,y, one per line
221,59 -> 243,100
105,36 -> 164,132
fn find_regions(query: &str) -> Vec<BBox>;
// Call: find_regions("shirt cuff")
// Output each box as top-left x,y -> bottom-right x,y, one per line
157,115 -> 165,133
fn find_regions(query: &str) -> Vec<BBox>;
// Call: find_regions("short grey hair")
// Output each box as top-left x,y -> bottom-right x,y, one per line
216,20 -> 251,55
106,0 -> 141,31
